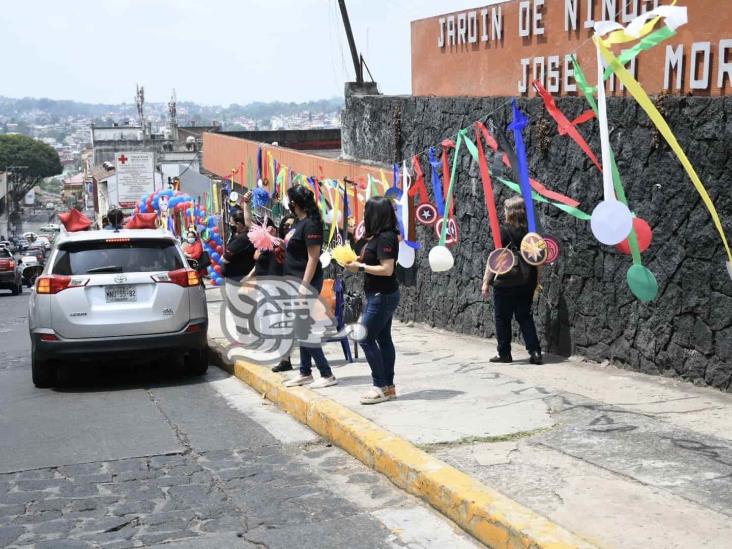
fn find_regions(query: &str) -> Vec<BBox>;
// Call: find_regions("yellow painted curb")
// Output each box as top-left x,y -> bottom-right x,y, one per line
217,349 -> 598,549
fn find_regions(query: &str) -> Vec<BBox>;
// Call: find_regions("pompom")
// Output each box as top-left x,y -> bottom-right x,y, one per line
252,187 -> 270,208
331,243 -> 358,267
248,221 -> 281,251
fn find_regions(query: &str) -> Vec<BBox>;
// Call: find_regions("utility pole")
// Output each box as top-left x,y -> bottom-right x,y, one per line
337,0 -> 363,83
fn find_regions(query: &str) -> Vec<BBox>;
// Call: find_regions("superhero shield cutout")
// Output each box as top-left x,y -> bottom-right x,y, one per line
355,221 -> 365,241
487,247 -> 516,275
416,203 -> 438,226
434,218 -> 459,247
544,235 -> 560,264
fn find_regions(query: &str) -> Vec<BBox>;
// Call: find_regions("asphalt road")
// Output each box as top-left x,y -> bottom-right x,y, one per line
0,291 -> 481,548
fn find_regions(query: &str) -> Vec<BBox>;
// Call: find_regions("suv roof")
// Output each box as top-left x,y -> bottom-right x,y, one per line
55,229 -> 175,247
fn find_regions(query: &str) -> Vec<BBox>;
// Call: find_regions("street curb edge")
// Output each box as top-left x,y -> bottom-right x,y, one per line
208,340 -> 598,549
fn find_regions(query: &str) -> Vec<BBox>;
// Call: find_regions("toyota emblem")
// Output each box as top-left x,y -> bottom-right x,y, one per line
114,274 -> 128,284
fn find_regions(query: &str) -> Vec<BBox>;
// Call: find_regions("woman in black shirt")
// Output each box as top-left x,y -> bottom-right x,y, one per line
345,197 -> 400,405
222,213 -> 256,282
481,197 -> 542,364
282,186 -> 337,389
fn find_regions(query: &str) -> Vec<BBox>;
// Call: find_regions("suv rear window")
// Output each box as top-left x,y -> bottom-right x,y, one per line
53,239 -> 184,275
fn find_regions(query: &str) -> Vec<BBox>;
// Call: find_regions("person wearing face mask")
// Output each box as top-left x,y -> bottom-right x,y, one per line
222,213 -> 256,283
183,230 -> 207,280
282,186 -> 337,389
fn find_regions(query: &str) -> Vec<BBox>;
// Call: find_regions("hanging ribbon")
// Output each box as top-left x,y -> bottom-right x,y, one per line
352,178 -> 360,225
439,131 -> 464,246
533,81 -> 600,171
398,161 -> 420,249
428,147 -> 446,216
392,163 -> 400,191
328,180 -> 341,245
342,179 -> 349,241
497,178 -> 591,221
596,34 -> 731,266
464,128 -> 502,249
408,155 -> 430,205
256,147 -> 262,182
508,100 -> 538,233
475,121 -> 580,208
441,139 -> 456,217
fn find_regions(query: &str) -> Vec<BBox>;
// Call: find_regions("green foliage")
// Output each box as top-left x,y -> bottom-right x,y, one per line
0,134 -> 63,179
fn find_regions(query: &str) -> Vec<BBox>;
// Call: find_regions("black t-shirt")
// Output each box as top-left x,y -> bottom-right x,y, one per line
360,230 -> 399,294
284,217 -> 323,281
500,225 -> 538,287
223,232 -> 256,278
255,246 -> 285,277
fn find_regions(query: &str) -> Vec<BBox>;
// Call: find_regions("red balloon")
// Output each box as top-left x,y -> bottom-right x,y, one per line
212,227 -> 220,234
616,217 -> 653,255
216,245 -> 223,254
214,265 -> 222,274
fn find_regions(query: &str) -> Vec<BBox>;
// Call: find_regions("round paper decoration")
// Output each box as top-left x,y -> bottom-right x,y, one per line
627,264 -> 658,302
435,218 -> 459,247
615,217 -> 653,255
320,251 -> 332,269
335,233 -> 344,247
428,245 -> 454,272
544,235 -> 560,264
520,232 -> 548,266
355,221 -> 365,240
416,203 -> 438,226
487,248 -> 516,275
590,200 -> 634,245
397,241 -> 415,268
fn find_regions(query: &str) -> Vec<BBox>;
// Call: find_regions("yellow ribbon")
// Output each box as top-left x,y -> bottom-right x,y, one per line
596,37 -> 732,264
328,180 -> 340,245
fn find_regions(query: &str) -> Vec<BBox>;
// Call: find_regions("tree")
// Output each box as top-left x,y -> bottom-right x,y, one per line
0,134 -> 63,214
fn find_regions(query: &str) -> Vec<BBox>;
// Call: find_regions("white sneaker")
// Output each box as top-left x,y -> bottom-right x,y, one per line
310,376 -> 338,389
283,374 -> 313,387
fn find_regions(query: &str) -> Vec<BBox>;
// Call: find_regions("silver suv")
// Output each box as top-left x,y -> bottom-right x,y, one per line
28,229 -> 208,387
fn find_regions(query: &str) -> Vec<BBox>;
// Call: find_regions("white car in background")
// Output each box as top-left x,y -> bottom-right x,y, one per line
28,229 -> 209,387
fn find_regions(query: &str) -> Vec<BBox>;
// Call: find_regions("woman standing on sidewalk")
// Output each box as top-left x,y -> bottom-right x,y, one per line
481,196 -> 543,365
345,197 -> 400,405
282,186 -> 337,389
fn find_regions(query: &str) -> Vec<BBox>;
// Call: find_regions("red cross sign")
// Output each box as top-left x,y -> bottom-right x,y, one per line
117,154 -> 129,165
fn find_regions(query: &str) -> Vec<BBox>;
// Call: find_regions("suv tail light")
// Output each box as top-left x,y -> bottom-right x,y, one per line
151,269 -> 200,287
36,275 -> 90,294
8,260 -> 15,270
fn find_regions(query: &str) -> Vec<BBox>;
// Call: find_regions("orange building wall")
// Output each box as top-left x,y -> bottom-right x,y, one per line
411,0 -> 732,97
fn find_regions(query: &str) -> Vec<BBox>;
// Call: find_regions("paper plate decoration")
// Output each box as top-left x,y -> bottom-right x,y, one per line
397,240 -> 415,268
429,245 -> 454,272
544,236 -> 560,264
331,243 -> 358,267
416,203 -> 438,226
487,248 -> 515,275
616,218 -> 652,255
627,264 -> 658,302
434,218 -> 459,247
320,251 -> 332,268
520,232 -> 548,266
590,200 -> 634,245
355,221 -> 365,240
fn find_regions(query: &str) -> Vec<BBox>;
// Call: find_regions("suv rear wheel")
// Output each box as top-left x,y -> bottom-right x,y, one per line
32,354 -> 56,388
185,348 -> 209,376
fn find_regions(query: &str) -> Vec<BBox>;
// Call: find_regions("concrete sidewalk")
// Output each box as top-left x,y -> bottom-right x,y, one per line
206,290 -> 732,548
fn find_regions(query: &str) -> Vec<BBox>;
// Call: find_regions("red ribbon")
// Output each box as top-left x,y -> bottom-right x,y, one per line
475,121 -> 580,208
474,125 -> 502,249
533,80 -> 601,171
441,139 -> 455,217
408,155 -> 430,205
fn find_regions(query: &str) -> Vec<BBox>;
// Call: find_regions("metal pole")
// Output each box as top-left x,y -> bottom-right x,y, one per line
337,0 -> 363,83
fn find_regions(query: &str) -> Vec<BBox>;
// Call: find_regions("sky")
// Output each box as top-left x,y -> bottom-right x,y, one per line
0,0 -> 504,106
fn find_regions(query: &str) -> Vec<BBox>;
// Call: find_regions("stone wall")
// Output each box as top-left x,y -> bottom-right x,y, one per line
341,95 -> 732,391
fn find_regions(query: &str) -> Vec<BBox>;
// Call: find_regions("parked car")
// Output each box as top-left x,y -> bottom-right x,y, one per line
0,240 -> 17,253
0,248 -> 23,295
25,245 -> 47,264
28,229 -> 209,387
35,236 -> 52,250
15,237 -> 29,251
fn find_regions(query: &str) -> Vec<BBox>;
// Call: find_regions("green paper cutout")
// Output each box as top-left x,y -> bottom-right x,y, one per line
439,129 -> 466,246
627,264 -> 658,302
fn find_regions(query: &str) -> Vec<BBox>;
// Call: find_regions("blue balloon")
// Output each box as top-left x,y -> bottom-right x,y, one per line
163,189 -> 174,197
140,204 -> 148,213
211,252 -> 221,263
208,217 -> 216,228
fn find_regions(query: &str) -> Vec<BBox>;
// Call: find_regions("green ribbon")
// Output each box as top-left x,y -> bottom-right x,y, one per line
602,26 -> 676,82
496,177 -> 591,221
439,129 -> 465,245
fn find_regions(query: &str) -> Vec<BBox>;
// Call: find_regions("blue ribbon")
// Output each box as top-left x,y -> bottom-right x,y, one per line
508,100 -> 537,233
428,148 -> 446,216
256,146 -> 262,181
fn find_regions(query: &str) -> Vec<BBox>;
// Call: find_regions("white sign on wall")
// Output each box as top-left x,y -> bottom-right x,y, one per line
115,151 -> 155,208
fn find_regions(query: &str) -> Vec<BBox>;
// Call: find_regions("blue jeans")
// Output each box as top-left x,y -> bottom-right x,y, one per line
298,278 -> 333,378
493,285 -> 540,357
360,290 -> 400,388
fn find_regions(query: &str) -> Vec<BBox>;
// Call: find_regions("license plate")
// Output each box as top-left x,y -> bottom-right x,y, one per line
105,285 -> 137,303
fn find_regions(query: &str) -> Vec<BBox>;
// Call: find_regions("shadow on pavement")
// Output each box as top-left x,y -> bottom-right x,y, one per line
397,389 -> 465,401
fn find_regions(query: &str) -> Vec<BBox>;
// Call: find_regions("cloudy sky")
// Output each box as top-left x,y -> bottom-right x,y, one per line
1,0 -> 503,105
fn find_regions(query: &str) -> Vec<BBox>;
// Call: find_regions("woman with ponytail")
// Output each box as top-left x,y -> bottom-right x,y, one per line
282,185 -> 337,389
